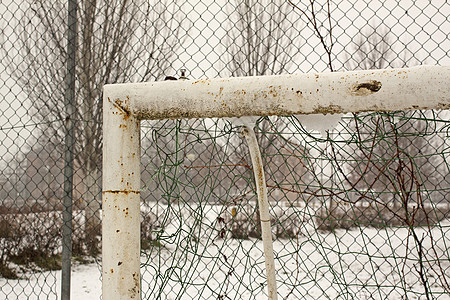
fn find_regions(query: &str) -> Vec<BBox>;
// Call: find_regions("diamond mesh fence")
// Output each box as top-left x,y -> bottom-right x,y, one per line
0,0 -> 449,299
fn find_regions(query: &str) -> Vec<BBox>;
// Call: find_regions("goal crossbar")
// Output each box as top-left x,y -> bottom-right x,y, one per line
105,66 -> 449,120
101,66 -> 449,299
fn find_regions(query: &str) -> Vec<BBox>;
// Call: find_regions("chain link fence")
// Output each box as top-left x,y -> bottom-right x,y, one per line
0,0 -> 449,299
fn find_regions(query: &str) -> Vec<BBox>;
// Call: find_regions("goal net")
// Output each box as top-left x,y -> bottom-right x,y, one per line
102,66 -> 450,299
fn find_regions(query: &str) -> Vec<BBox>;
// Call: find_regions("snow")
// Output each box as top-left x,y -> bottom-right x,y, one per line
225,116 -> 259,128
69,264 -> 102,298
226,113 -> 344,136
136,215 -> 450,299
1,214 -> 448,299
295,113 -> 344,137
0,263 -> 101,300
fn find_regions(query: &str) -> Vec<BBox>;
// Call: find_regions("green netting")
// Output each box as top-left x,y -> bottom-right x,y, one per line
1,0 -> 449,298
139,111 -> 450,299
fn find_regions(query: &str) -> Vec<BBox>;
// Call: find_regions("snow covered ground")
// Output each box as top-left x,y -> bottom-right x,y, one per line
0,263 -> 101,299
1,217 -> 449,299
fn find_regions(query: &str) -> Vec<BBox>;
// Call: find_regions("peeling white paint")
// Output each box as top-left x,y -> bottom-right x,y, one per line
102,94 -> 141,300
242,126 -> 278,300
102,66 -> 450,299
104,66 -> 450,120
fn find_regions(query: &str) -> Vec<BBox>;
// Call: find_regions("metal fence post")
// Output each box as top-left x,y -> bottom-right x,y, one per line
61,0 -> 77,299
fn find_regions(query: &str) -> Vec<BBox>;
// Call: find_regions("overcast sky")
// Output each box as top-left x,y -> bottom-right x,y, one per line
0,0 -> 449,162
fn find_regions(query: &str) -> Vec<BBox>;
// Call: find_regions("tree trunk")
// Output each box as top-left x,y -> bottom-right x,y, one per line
82,167 -> 101,256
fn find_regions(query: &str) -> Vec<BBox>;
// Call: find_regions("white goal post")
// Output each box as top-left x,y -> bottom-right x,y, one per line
102,66 -> 449,299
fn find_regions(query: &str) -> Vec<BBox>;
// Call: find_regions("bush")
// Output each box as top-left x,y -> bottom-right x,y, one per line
0,211 -> 61,278
141,211 -> 166,250
220,205 -> 261,239
220,204 -> 314,240
316,201 -> 448,231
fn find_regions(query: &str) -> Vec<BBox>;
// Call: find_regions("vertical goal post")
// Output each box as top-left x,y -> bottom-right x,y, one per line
102,66 -> 450,299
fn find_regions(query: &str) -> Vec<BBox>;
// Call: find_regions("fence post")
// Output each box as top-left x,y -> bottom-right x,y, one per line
61,0 -> 77,299
102,96 -> 141,299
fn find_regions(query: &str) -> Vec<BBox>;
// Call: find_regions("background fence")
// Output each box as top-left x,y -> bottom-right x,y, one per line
0,0 -> 449,299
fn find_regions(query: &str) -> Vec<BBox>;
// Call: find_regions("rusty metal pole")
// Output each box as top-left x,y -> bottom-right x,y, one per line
102,96 -> 141,299
102,65 -> 449,298
242,126 -> 278,300
61,0 -> 77,298
108,66 -> 450,120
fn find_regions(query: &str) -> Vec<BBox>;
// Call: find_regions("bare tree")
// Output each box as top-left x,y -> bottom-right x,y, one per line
343,25 -> 449,295
288,0 -> 341,228
344,25 -> 397,197
344,24 -> 395,70
344,25 -> 442,206
288,0 -> 334,71
224,0 -> 302,77
5,0 -> 185,254
288,3 -> 449,294
223,0 -> 309,237
223,0 -> 303,162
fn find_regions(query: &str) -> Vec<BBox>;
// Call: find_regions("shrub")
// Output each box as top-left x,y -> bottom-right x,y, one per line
0,211 -> 61,278
220,204 -> 315,240
316,201 -> 447,231
141,211 -> 166,250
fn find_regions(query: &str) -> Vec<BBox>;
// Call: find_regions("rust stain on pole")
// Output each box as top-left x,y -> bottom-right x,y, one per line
242,126 -> 278,300
103,91 -> 141,299
105,66 -> 449,121
350,80 -> 382,96
102,65 -> 449,300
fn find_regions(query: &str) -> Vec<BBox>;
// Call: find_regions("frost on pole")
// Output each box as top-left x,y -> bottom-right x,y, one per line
102,66 -> 450,299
